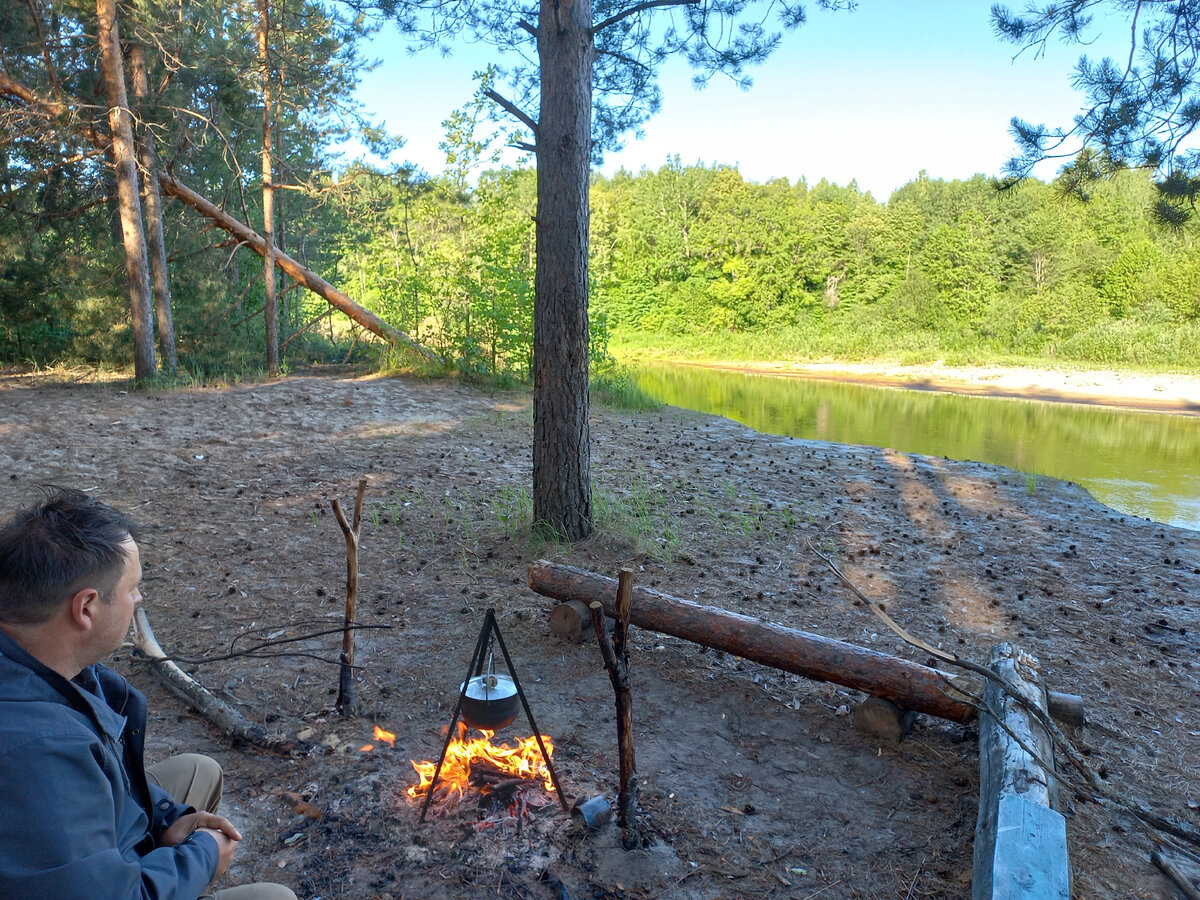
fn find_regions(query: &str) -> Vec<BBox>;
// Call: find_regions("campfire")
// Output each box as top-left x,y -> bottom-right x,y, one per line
404,725 -> 558,826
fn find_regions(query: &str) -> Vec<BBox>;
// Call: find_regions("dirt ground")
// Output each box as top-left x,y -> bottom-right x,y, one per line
1,369 -> 1197,900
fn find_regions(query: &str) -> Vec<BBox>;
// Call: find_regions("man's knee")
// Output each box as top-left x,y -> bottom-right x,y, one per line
146,752 -> 224,813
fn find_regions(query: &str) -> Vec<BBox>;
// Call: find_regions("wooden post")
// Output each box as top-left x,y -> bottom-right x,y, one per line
331,478 -> 366,717
589,568 -> 639,849
973,643 -> 1071,900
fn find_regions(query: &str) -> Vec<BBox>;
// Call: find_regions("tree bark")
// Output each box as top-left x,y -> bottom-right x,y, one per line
257,0 -> 280,375
528,560 -> 979,723
533,0 -> 594,540
96,0 -> 155,380
127,41 -> 178,376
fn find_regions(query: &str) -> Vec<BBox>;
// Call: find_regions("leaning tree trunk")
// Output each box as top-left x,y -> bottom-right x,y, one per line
257,0 -> 279,375
96,0 -> 155,380
533,0 -> 594,541
128,41 -> 177,376
0,71 -> 436,358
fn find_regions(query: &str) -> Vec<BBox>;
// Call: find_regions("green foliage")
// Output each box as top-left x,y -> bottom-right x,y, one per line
589,163 -> 1200,370
993,3 -> 1200,226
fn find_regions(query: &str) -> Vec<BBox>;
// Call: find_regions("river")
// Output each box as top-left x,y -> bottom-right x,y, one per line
629,362 -> 1200,531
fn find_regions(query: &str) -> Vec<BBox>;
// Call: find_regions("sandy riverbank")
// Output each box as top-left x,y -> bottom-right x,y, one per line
691,360 -> 1200,415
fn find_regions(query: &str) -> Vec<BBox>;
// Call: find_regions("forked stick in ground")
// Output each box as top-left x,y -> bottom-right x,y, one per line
331,477 -> 367,716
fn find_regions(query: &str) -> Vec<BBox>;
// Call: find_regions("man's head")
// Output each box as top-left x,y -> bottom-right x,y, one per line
0,488 -> 139,626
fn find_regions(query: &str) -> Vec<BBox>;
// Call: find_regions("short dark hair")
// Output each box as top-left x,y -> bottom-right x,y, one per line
0,488 -> 138,625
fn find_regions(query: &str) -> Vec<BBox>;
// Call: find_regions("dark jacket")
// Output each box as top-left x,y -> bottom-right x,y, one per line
0,627 -> 219,899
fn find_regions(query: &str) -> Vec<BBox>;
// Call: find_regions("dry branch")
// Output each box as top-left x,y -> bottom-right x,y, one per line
814,548 -> 1200,850
1152,851 -> 1200,900
130,609 -> 312,757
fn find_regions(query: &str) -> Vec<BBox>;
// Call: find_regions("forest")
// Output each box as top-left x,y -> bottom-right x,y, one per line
3,2 -> 1200,381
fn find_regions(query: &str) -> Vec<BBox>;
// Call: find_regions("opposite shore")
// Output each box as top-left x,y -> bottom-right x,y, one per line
672,359 -> 1200,416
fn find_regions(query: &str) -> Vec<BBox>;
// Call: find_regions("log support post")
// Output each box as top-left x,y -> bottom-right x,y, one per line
589,568 -> 639,850
331,477 -> 367,717
973,643 -> 1070,900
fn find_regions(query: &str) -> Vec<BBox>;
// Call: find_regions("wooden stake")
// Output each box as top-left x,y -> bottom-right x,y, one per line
590,568 -> 639,849
331,477 -> 366,716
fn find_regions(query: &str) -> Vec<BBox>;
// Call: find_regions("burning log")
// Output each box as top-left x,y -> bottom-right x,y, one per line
531,559 -> 976,723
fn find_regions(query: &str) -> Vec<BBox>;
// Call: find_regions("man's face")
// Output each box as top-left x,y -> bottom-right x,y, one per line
94,538 -> 143,659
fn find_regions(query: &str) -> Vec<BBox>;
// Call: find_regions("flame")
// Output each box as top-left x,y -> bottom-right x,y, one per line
359,725 -> 398,753
374,725 -> 396,747
407,729 -> 556,801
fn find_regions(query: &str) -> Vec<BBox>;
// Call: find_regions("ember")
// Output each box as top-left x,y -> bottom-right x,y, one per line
358,724 -> 397,753
408,728 -> 556,804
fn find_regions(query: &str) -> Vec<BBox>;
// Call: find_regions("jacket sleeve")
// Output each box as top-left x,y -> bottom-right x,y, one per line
148,779 -> 196,838
0,732 -> 218,900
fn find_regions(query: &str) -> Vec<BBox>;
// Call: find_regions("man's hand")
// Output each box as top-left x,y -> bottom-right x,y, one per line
160,812 -> 242,878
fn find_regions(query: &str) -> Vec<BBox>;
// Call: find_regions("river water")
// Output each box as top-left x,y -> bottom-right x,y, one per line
630,362 -> 1200,531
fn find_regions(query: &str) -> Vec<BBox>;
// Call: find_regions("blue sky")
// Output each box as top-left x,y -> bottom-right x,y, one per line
349,1 -> 1131,199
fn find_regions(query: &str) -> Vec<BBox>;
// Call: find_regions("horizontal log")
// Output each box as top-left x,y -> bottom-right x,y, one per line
528,560 -> 977,723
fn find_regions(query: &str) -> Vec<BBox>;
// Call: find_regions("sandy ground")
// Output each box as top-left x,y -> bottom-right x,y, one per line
695,361 -> 1200,415
0,369 -> 1197,900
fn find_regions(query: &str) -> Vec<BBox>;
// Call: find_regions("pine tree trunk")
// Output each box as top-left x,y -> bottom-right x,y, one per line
258,0 -> 279,376
533,0 -> 594,540
96,0 -> 156,380
128,41 -> 178,376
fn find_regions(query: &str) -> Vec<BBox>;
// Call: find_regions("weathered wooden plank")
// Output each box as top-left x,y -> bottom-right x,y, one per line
973,643 -> 1071,899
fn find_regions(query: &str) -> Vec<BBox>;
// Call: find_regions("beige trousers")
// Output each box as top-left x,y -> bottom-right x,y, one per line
146,754 -> 298,900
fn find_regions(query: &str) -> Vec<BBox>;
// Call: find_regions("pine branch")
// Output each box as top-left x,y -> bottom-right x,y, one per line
483,88 -> 538,135
592,0 -> 700,36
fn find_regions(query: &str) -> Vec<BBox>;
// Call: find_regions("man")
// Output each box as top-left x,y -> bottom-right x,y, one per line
0,487 -> 297,900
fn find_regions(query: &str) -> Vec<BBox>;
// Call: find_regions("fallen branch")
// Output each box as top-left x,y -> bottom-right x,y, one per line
812,545 -> 1200,850
145,623 -> 391,666
1152,851 -> 1200,900
0,72 -> 438,361
130,608 -> 313,758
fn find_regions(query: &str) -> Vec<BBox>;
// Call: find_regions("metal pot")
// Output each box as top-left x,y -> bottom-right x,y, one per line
460,674 -> 519,730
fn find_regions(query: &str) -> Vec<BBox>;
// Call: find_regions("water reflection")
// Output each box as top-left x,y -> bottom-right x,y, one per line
631,363 -> 1200,531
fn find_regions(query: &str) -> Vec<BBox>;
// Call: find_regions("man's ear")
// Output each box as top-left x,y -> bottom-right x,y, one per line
69,588 -> 101,632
